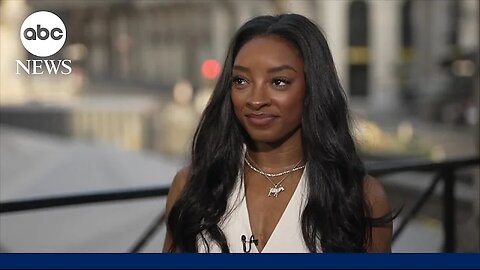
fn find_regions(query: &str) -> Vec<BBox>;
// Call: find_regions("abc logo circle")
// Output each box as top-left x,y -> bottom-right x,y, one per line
20,11 -> 66,57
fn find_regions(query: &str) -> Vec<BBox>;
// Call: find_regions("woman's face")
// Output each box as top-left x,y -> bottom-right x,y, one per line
231,35 -> 305,144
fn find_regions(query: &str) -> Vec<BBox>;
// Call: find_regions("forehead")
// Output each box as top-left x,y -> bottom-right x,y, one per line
234,35 -> 303,68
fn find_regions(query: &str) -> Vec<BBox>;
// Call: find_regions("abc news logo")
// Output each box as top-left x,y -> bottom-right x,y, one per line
23,24 -> 64,41
16,11 -> 72,75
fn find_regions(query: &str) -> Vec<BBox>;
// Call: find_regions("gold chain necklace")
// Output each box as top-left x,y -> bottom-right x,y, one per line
244,153 -> 304,198
245,152 -> 305,177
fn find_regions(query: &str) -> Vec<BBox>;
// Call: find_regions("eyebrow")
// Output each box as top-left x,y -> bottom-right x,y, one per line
233,65 -> 297,73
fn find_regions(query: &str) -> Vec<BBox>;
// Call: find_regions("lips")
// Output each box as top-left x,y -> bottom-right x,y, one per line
245,113 -> 277,127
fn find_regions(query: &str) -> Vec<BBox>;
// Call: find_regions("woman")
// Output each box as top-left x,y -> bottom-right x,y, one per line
163,14 -> 393,253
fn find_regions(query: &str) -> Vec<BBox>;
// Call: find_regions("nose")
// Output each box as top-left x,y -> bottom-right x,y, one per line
246,84 -> 271,110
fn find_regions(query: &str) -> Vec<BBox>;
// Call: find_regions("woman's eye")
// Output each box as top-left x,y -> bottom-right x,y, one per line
272,78 -> 290,88
232,77 -> 248,86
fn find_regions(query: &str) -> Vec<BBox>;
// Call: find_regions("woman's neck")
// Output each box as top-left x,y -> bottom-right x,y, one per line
246,129 -> 304,171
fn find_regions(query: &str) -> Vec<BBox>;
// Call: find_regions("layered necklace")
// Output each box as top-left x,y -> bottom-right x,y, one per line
244,152 -> 305,198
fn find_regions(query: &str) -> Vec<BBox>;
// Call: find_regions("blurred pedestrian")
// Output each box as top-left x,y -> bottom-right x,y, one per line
158,80 -> 198,156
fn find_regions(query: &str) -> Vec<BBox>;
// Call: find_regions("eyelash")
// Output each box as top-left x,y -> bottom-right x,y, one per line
272,78 -> 291,88
232,76 -> 291,89
232,76 -> 248,87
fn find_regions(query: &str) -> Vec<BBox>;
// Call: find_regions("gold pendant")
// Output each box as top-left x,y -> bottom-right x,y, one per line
268,185 -> 285,198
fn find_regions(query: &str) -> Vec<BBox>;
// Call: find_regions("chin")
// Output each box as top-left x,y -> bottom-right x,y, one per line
246,130 -> 284,144
244,125 -> 302,146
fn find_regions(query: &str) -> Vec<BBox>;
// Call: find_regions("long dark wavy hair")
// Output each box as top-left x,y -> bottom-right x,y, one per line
167,14 -> 389,252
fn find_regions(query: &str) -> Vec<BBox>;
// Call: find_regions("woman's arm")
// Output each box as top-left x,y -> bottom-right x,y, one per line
162,166 -> 190,252
363,175 -> 393,252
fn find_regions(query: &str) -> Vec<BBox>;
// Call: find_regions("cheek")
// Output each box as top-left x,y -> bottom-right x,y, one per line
278,92 -> 305,126
287,99 -> 304,125
292,85 -> 306,124
230,91 -> 245,121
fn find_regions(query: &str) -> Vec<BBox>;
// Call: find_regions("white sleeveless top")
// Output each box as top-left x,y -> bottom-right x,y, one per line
197,165 -> 319,253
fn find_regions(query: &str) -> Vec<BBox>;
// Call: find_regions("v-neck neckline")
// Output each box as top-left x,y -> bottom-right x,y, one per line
241,167 -> 306,253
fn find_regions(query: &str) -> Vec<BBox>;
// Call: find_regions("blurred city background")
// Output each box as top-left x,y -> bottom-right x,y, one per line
0,0 -> 478,252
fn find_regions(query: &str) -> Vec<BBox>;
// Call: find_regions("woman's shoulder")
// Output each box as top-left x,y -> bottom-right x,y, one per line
363,175 -> 393,252
163,166 -> 191,252
165,166 -> 191,214
363,175 -> 390,218
171,166 -> 191,191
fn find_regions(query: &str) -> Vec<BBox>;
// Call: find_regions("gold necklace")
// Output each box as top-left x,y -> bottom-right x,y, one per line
245,152 -> 305,177
244,153 -> 304,198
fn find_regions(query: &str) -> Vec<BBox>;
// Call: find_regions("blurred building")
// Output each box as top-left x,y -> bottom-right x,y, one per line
0,95 -> 159,151
2,0 -> 477,116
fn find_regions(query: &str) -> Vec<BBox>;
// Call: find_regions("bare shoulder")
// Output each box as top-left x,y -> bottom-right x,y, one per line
163,166 -> 190,252
171,166 -> 191,194
363,175 -> 392,252
363,175 -> 390,218
166,166 -> 191,214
